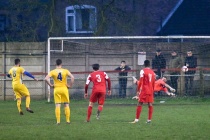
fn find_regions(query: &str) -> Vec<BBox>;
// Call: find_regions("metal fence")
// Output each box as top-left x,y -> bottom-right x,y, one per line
1,68 -> 210,101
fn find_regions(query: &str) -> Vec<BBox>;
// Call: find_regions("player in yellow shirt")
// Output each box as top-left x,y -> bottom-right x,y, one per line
7,58 -> 38,115
45,59 -> 74,125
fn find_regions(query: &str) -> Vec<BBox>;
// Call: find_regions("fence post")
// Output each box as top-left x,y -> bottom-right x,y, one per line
180,71 -> 185,96
0,43 -> 4,100
2,42 -> 6,101
199,68 -> 204,97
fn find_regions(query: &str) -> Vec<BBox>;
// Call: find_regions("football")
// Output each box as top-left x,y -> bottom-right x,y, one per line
182,66 -> 188,72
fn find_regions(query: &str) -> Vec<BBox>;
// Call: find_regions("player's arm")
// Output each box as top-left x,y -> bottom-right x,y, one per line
84,74 -> 91,98
132,76 -> 138,85
23,70 -> 38,81
131,77 -> 140,100
137,70 -> 144,95
106,78 -> 111,95
67,71 -> 74,88
105,72 -> 111,95
7,69 -> 13,78
44,74 -> 54,88
137,77 -> 143,95
163,85 -> 175,96
131,77 -> 141,100
164,83 -> 175,92
7,71 -> 11,78
7,74 -> 11,78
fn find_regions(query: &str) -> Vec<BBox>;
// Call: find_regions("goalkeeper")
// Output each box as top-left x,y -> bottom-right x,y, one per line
153,77 -> 176,96
133,76 -> 175,98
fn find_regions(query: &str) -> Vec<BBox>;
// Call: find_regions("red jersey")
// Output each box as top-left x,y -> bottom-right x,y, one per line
138,68 -> 155,95
85,71 -> 110,93
154,79 -> 167,92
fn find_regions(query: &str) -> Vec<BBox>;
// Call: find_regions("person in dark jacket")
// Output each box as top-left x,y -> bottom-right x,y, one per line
169,50 -> 183,94
115,61 -> 131,98
184,50 -> 197,95
152,49 -> 166,78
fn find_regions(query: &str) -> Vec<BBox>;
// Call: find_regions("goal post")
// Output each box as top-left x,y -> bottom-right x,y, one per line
47,36 -> 210,102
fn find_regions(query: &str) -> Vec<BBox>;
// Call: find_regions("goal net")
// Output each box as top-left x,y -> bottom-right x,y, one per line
47,36 -> 210,102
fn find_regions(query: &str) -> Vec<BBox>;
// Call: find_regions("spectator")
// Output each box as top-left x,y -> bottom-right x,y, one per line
168,50 -> 183,94
184,50 -> 197,95
115,61 -> 131,98
152,49 -> 166,78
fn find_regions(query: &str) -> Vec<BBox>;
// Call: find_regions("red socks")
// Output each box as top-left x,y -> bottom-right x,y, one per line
87,106 -> 103,121
135,105 -> 153,121
98,106 -> 103,112
87,106 -> 92,121
148,106 -> 153,120
136,106 -> 142,119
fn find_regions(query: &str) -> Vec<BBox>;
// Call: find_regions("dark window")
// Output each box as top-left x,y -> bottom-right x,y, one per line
67,16 -> 74,31
0,14 -> 6,31
66,5 -> 96,33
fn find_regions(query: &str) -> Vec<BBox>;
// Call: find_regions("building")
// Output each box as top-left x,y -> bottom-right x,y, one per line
0,0 -> 178,42
157,0 -> 210,35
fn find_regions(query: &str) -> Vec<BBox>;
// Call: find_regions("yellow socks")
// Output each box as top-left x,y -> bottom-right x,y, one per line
55,105 -> 70,124
55,106 -> 60,124
65,106 -> 70,123
26,96 -> 30,108
17,99 -> 22,112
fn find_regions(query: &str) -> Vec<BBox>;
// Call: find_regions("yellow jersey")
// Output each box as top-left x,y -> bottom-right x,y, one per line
8,66 -> 25,85
49,68 -> 71,87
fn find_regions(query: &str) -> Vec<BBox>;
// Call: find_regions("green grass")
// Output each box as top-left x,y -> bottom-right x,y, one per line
0,97 -> 210,140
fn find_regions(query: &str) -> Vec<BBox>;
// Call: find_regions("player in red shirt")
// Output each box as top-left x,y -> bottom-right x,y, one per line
85,64 -> 111,122
130,60 -> 155,124
154,77 -> 176,96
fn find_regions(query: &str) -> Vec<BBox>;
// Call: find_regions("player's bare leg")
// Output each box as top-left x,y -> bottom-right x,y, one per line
26,95 -> 34,113
86,102 -> 93,122
96,105 -> 103,120
146,103 -> 153,124
130,102 -> 143,123
17,98 -> 23,115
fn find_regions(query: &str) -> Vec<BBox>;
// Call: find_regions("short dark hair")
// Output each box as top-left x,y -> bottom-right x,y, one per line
156,49 -> 161,52
56,59 -> 62,66
92,64 -> 100,71
144,60 -> 150,67
15,59 -> 20,65
121,61 -> 126,63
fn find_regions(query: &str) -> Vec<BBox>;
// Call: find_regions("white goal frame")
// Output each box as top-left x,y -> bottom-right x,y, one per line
47,36 -> 210,102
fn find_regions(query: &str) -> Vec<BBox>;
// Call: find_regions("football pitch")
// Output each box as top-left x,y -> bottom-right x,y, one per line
0,97 -> 210,140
